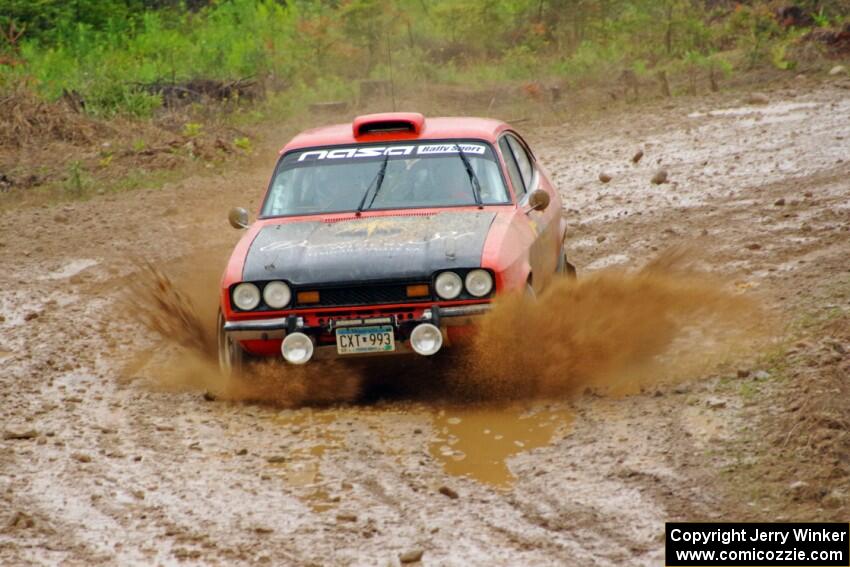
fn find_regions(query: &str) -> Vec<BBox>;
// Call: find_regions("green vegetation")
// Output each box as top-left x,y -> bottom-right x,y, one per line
2,0 -> 847,119
64,160 -> 88,197
1,1 -> 847,206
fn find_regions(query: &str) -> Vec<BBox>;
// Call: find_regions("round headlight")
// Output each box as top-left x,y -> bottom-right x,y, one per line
435,271 -> 463,300
232,283 -> 260,310
409,323 -> 443,356
263,281 -> 291,309
281,332 -> 314,365
464,269 -> 493,297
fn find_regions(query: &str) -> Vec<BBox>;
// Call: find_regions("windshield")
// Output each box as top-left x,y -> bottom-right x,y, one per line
261,141 -> 510,217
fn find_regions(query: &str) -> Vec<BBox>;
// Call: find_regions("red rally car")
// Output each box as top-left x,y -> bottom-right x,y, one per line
218,112 -> 575,373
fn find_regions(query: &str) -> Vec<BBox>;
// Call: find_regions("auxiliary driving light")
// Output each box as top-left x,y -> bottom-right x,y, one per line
409,323 -> 443,356
281,332 -> 314,364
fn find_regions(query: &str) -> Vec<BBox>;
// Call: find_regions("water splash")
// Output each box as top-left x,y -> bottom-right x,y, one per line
127,249 -> 765,406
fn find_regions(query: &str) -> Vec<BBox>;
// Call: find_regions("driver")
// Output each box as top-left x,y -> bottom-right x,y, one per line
409,158 -> 470,205
308,166 -> 353,211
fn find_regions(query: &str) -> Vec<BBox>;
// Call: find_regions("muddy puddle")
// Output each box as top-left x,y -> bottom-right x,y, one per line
256,403 -> 574,505
430,404 -> 573,487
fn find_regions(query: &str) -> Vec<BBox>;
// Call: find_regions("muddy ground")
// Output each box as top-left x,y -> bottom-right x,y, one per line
0,79 -> 848,566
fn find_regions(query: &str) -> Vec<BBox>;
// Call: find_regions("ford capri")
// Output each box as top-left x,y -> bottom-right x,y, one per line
218,112 -> 574,373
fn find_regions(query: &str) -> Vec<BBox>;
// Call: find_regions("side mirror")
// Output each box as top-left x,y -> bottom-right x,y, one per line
228,207 -> 250,229
527,189 -> 550,212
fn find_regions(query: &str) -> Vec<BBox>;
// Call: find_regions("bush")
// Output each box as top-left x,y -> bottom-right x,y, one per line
3,0 -> 842,118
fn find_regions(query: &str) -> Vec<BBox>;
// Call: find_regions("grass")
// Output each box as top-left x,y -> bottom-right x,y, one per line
63,160 -> 88,198
738,380 -> 760,401
5,0 -> 845,118
104,168 -> 186,196
2,1 -> 848,209
787,275 -> 850,334
2,161 -> 204,210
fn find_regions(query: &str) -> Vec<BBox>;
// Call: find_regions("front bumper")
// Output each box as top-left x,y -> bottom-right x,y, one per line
223,303 -> 490,359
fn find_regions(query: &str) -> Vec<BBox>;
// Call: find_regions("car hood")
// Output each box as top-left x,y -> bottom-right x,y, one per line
243,211 -> 497,285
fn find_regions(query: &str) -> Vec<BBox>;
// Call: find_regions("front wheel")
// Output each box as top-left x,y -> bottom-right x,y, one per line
217,310 -> 245,377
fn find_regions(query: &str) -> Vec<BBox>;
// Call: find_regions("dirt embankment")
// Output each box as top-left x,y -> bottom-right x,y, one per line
0,79 -> 848,566
0,87 -> 258,202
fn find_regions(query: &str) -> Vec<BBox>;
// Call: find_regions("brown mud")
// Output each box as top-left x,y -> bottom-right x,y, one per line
131,248 -> 765,408
463,252 -> 765,399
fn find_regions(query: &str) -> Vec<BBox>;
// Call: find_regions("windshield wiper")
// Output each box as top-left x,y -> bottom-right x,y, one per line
356,153 -> 390,216
455,144 -> 483,208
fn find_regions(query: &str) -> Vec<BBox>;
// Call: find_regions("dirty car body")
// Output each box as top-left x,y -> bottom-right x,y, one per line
219,112 -> 573,370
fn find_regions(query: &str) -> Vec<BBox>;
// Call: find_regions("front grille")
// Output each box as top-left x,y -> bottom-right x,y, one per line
295,282 -> 430,308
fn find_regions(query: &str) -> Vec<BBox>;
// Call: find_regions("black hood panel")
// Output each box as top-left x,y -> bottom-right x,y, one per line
243,211 -> 496,285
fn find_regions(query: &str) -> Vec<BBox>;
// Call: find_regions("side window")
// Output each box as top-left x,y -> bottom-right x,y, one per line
507,135 -> 535,190
498,137 -> 527,199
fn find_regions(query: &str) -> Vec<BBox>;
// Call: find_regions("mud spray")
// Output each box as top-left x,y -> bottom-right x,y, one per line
457,250 -> 765,400
126,258 -> 362,406
126,249 -> 767,407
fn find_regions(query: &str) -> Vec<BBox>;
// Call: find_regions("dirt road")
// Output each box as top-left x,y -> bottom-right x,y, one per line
1,80 -> 848,566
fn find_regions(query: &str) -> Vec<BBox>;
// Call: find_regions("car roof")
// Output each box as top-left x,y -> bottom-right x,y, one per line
281,113 -> 512,154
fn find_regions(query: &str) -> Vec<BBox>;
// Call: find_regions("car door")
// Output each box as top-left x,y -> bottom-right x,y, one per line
499,132 -> 560,293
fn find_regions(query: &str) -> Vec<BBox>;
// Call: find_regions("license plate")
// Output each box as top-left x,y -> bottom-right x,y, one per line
335,325 -> 395,355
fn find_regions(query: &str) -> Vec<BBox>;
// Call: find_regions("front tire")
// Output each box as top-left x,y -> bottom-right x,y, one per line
217,310 -> 245,377
556,248 -> 577,280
